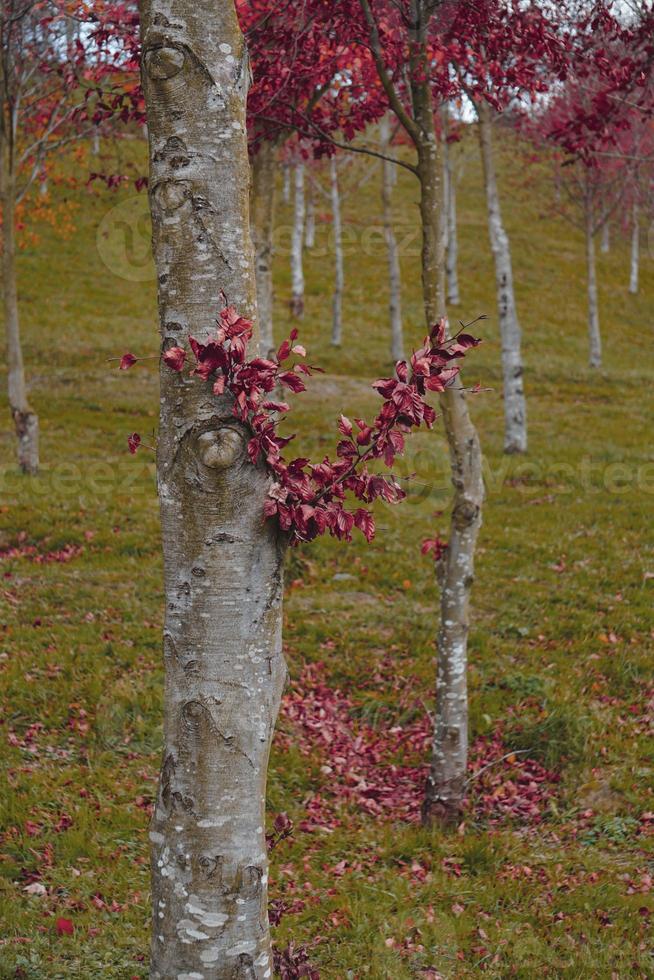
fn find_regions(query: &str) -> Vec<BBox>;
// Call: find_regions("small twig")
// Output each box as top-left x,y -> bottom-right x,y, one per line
464,749 -> 531,787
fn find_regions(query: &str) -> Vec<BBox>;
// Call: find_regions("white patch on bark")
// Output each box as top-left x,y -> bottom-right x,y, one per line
290,162 -> 305,317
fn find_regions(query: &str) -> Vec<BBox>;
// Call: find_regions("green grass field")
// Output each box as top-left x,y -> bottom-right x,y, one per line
0,133 -> 652,978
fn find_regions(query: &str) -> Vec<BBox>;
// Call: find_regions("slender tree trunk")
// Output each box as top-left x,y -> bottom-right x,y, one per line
2,172 -> 39,474
305,175 -> 315,249
282,162 -> 290,203
250,139 -> 276,355
442,117 -> 460,307
601,220 -> 610,254
412,91 -> 484,827
586,205 -> 602,368
330,156 -> 344,346
380,114 -> 404,362
140,4 -> 286,977
629,203 -> 639,295
290,162 -> 305,317
478,102 -> 527,454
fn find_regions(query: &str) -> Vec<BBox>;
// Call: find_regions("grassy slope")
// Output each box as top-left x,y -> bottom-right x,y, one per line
0,132 -> 652,978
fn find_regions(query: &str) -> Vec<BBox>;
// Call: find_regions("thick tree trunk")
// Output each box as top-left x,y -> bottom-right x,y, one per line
586,207 -> 602,368
290,162 -> 305,317
412,97 -> 484,827
380,114 -> 404,362
2,174 -> 39,474
478,102 -> 527,454
601,220 -> 610,254
305,175 -> 315,249
330,156 -> 344,346
629,203 -> 639,295
442,120 -> 460,307
140,3 -> 286,977
250,140 -> 276,355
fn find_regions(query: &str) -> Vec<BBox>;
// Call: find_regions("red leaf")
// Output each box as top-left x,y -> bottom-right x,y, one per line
338,415 -> 353,437
56,918 -> 74,936
120,353 -> 137,370
127,433 -> 141,455
162,346 -> 186,372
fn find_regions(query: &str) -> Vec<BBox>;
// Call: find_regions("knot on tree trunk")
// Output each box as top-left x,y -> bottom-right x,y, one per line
452,497 -> 480,531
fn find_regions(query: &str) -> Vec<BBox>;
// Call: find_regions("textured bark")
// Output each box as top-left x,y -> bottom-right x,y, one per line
629,203 -> 639,295
250,140 -> 276,355
330,156 -> 343,346
407,72 -> 484,828
290,163 -> 305,317
1,161 -> 39,474
380,114 -> 404,362
140,3 -> 286,977
305,176 -> 315,249
600,220 -> 610,254
282,162 -> 290,203
442,118 -> 460,307
586,205 -> 602,369
478,102 -> 527,455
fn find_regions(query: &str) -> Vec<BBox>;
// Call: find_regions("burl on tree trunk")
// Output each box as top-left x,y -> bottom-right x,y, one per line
140,1 -> 286,976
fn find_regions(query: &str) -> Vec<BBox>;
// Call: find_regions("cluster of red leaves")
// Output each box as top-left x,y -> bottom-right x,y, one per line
0,541 -> 83,565
277,664 -> 558,828
125,304 -> 480,545
272,942 -> 320,980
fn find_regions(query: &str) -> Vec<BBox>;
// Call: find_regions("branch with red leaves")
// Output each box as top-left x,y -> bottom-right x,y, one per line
122,303 -> 481,546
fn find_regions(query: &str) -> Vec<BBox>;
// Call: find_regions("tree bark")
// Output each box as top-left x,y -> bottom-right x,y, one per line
282,161 -> 290,203
600,220 -> 610,254
305,174 -> 315,249
478,101 -> 527,454
290,162 -> 305,317
1,168 -> 39,474
380,114 -> 404,362
408,77 -> 483,828
442,117 -> 460,307
585,202 -> 602,368
330,155 -> 343,346
140,3 -> 286,977
250,139 -> 276,355
629,202 -> 639,295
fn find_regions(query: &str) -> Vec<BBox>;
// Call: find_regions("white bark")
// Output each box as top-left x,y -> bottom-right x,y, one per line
305,175 -> 315,249
380,114 -> 404,362
140,3 -> 286,976
629,203 -> 639,295
330,156 -> 343,346
290,162 -> 305,317
478,102 -> 527,454
442,121 -> 460,307
282,162 -> 290,203
586,205 -> 602,368
250,140 -> 276,355
601,220 -> 610,253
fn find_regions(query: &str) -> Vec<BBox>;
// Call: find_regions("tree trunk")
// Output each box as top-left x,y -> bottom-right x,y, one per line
330,155 -> 343,346
140,4 -> 286,977
411,90 -> 484,827
629,203 -> 639,295
601,220 -> 610,254
586,205 -> 602,368
305,175 -> 315,249
442,119 -> 460,307
380,114 -> 404,362
282,162 -> 290,203
250,139 -> 276,355
478,102 -> 527,454
290,162 -> 305,317
2,172 -> 39,474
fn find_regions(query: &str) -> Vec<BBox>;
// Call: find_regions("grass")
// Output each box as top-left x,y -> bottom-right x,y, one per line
0,132 -> 653,978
